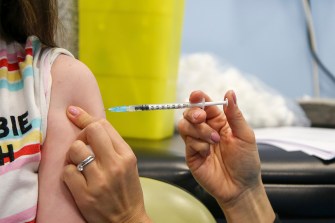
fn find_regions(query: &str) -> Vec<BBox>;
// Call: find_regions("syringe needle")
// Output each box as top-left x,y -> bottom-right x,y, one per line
107,99 -> 228,112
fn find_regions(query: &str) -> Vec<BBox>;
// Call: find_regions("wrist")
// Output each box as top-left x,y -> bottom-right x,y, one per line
217,182 -> 275,223
120,207 -> 152,223
126,213 -> 152,223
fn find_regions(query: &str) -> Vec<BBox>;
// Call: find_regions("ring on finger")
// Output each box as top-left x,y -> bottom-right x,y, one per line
77,155 -> 95,172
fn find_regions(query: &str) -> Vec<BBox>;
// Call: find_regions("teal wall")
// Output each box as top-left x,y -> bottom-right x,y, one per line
181,0 -> 335,98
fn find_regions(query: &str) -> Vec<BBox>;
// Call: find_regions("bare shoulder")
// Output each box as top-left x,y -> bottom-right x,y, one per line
52,54 -> 95,82
50,54 -> 105,117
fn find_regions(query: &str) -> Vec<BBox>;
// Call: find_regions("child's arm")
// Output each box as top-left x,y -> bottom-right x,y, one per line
36,55 -> 106,222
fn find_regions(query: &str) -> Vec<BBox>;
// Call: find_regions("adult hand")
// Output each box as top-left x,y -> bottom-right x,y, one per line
178,90 -> 275,222
62,106 -> 151,223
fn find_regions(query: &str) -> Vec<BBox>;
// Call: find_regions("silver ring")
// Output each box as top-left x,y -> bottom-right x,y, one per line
77,155 -> 95,172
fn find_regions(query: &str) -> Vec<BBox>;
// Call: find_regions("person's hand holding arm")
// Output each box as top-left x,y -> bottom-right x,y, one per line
178,90 -> 275,223
63,106 -> 152,223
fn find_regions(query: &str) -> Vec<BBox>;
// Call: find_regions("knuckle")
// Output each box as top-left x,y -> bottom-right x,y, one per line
88,173 -> 109,196
124,152 -> 137,167
110,162 -> 128,179
79,194 -> 96,210
71,139 -> 84,149
86,121 -> 103,133
114,165 -> 126,177
69,140 -> 85,157
62,165 -> 74,180
99,118 -> 110,126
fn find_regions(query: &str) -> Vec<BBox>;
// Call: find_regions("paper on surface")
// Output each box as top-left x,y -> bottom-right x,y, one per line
254,127 -> 335,160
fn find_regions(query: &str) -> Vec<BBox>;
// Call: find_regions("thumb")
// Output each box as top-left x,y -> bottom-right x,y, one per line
67,106 -> 97,129
224,90 -> 254,141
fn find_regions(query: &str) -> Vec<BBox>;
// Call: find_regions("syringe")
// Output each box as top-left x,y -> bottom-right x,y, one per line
107,99 -> 228,112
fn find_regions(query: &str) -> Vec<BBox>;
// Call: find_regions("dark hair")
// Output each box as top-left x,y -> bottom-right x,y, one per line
0,0 -> 58,47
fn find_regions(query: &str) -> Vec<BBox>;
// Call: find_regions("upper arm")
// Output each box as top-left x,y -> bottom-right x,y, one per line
37,55 -> 105,222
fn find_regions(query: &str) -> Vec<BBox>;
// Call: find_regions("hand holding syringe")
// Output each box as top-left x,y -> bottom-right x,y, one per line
107,98 -> 228,112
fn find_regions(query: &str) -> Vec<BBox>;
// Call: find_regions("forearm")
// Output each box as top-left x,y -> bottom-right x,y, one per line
217,183 -> 275,223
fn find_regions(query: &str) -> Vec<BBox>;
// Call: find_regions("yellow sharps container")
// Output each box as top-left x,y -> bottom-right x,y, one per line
79,0 -> 184,139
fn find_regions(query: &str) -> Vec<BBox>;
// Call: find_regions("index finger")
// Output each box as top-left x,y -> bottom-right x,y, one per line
67,106 -> 98,129
188,90 -> 223,120
78,121 -> 120,165
77,119 -> 133,162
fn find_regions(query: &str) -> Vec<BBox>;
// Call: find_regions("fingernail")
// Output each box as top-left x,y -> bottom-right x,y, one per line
211,132 -> 220,143
232,90 -> 237,105
68,106 -> 80,116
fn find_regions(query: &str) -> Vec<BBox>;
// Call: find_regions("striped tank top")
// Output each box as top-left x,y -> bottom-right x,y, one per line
0,36 -> 72,222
